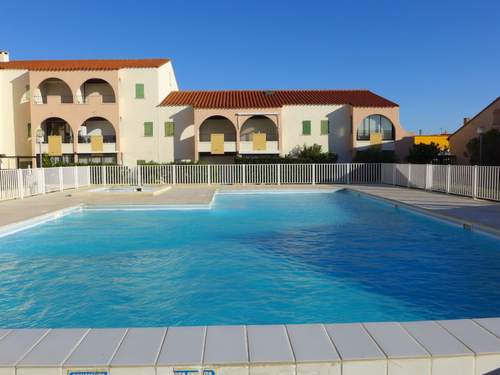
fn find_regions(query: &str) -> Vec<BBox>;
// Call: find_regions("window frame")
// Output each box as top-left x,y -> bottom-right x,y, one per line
135,83 -> 145,99
320,119 -> 329,135
302,120 -> 311,135
143,121 -> 153,137
164,121 -> 175,137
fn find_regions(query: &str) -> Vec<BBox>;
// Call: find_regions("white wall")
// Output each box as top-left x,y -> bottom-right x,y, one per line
158,105 -> 195,162
281,105 -> 352,161
0,69 -> 32,168
118,62 -> 178,166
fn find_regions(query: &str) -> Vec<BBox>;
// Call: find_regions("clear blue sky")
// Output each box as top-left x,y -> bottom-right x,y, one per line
2,0 -> 499,134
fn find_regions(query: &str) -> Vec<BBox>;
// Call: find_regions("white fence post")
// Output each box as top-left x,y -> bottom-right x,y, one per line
74,166 -> 79,189
473,165 -> 478,199
172,165 -> 177,185
16,169 -> 24,199
346,164 -> 351,184
407,164 -> 412,188
58,167 -> 64,192
392,164 -> 396,185
102,165 -> 107,185
312,164 -> 316,185
277,164 -> 281,185
41,168 -> 46,194
446,164 -> 451,194
242,165 -> 246,185
207,164 -> 211,185
138,165 -> 143,186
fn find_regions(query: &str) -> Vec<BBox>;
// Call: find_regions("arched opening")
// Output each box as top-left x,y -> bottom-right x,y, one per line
239,115 -> 279,154
199,115 -> 236,142
40,117 -> 73,143
35,78 -> 73,104
78,117 -> 116,143
198,115 -> 237,160
240,115 -> 278,141
357,114 -> 395,141
77,79 -> 116,104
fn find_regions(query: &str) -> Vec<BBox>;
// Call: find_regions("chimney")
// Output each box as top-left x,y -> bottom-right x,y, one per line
0,51 -> 9,62
463,117 -> 470,125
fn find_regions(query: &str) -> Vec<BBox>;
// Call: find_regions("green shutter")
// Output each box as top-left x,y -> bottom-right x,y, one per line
321,120 -> 329,135
135,83 -> 145,99
302,120 -> 311,135
144,122 -> 153,137
164,121 -> 175,137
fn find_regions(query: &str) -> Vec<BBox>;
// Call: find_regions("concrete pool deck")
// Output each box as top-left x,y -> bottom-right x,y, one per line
1,319 -> 500,375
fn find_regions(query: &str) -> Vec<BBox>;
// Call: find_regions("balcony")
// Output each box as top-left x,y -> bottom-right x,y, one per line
78,135 -> 117,154
239,141 -> 279,154
40,143 -> 74,154
198,141 -> 237,153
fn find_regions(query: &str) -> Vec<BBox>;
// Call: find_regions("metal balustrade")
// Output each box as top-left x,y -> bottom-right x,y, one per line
1,164 -> 500,202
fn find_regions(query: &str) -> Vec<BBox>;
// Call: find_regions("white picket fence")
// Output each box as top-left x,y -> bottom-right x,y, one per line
381,164 -> 500,201
1,163 -> 500,202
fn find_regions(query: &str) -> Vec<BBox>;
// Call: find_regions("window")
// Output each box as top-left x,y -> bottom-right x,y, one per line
164,121 -> 175,137
321,120 -> 329,135
135,83 -> 145,99
302,120 -> 311,135
144,122 -> 153,137
27,123 -> 31,138
356,114 -> 394,141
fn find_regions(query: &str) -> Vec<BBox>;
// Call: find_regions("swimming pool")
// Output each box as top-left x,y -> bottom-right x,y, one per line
1,189 -> 499,328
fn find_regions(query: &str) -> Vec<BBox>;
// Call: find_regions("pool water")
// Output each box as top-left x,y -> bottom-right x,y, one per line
1,190 -> 500,328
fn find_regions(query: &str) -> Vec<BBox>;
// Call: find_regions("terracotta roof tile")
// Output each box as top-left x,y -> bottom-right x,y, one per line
0,58 -> 170,71
160,90 -> 398,108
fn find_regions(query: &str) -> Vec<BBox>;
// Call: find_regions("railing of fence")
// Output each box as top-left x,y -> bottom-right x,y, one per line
1,163 -> 500,202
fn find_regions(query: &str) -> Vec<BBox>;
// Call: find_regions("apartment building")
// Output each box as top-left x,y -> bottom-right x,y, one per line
0,51 -> 411,167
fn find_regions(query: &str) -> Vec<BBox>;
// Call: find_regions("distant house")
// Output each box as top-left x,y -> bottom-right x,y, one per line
414,134 -> 450,150
449,97 -> 500,164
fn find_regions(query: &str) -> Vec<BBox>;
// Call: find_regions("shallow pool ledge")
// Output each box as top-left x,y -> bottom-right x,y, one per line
2,318 -> 500,375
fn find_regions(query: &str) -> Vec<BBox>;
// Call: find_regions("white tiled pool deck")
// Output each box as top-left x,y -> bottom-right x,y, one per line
1,184 -> 500,374
1,320 -> 500,375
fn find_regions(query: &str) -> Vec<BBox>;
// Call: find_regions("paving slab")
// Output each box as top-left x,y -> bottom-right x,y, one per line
64,328 -> 127,367
474,317 -> 500,338
363,322 -> 429,359
17,329 -> 88,367
439,319 -> 500,355
325,323 -> 386,361
204,325 -> 247,365
110,328 -> 166,367
157,326 -> 205,366
286,324 -> 339,363
402,321 -> 473,357
0,329 -> 48,366
247,325 -> 294,364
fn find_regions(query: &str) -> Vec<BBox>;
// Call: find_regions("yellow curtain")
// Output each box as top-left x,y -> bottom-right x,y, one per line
253,133 -> 266,151
370,132 -> 383,145
91,135 -> 104,152
211,133 -> 224,154
48,136 -> 62,156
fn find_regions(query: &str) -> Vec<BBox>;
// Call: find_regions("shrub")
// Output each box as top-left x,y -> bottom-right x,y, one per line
236,144 -> 337,164
406,142 -> 442,164
353,146 -> 397,163
466,129 -> 500,165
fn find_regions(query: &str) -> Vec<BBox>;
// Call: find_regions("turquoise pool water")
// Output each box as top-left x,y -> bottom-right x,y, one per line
1,190 -> 500,328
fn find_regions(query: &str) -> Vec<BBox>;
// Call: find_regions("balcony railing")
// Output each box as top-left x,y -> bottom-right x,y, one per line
198,141 -> 237,153
33,94 -> 116,104
78,135 -> 116,144
239,141 -> 279,154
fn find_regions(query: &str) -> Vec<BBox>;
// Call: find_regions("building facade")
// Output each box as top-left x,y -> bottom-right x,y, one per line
0,52 -> 412,168
449,97 -> 500,164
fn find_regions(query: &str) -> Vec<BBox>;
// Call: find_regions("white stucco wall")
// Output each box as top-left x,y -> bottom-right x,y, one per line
158,105 -> 195,162
118,63 -> 178,166
281,105 -> 352,161
0,69 -> 32,168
